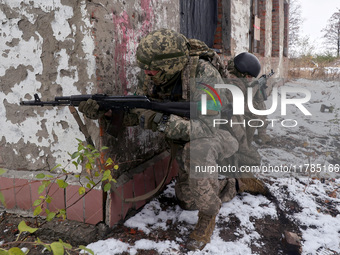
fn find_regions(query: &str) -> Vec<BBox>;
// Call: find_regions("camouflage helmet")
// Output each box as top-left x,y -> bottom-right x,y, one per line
234,52 -> 261,78
136,29 -> 190,75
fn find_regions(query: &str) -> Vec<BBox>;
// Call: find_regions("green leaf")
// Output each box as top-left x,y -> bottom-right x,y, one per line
71,152 -> 80,159
18,221 -> 38,234
46,212 -> 56,222
33,206 -> 42,216
103,183 -> 111,192
105,158 -> 114,166
0,168 -> 7,176
59,240 -> 72,249
0,191 -> 6,207
51,164 -> 62,172
38,184 -> 45,195
101,146 -> 109,150
86,144 -> 95,150
42,245 -> 52,252
56,179 -> 68,189
102,170 -> 111,181
50,242 -> 64,255
78,245 -> 94,255
0,250 -> 8,255
35,237 -> 43,244
33,199 -> 42,207
78,187 -> 86,195
57,210 -> 66,220
35,238 -> 52,252
72,161 -> 79,168
8,247 -> 25,255
42,180 -> 51,186
36,173 -> 45,179
45,196 -> 52,204
85,162 -> 92,170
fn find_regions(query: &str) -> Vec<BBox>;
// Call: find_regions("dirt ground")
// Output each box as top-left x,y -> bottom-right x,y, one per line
1,136 -> 339,254
0,176 -> 339,255
0,192 -> 300,255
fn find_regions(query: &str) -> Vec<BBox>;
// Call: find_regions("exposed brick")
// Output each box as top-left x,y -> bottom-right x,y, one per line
30,180 -> 47,217
165,157 -> 178,184
66,185 -> 85,223
85,189 -> 103,225
0,177 -> 15,209
214,38 -> 222,44
133,172 -> 146,209
47,183 -> 65,213
213,44 -> 222,49
122,180 -> 134,219
169,159 -> 179,182
109,186 -> 123,227
154,160 -> 165,185
14,179 -> 31,210
144,166 -> 156,193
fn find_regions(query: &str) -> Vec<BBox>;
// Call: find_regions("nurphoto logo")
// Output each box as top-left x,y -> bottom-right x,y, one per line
200,84 -> 312,128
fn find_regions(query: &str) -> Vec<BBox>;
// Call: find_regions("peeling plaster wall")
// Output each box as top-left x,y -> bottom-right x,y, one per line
230,0 -> 251,55
0,0 -> 180,173
264,0 -> 273,58
276,0 -> 285,78
0,0 -> 96,172
89,0 -> 179,95
87,0 -> 180,174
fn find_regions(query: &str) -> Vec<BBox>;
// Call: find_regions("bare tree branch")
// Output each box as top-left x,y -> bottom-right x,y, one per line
289,0 -> 303,57
321,8 -> 340,57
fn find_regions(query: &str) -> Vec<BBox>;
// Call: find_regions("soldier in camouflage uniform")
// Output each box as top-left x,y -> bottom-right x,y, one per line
227,53 -> 271,146
221,53 -> 262,167
79,29 -> 268,251
134,29 -> 240,251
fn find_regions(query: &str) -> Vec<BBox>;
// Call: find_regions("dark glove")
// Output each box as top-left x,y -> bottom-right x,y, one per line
140,110 -> 158,131
78,99 -> 105,119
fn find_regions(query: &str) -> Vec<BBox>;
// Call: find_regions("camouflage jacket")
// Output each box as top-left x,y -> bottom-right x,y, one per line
132,58 -> 226,141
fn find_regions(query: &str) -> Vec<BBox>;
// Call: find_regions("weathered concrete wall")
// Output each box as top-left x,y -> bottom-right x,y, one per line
0,0 -> 96,172
230,0 -> 251,55
0,0 -> 286,175
276,0 -> 286,78
88,0 -> 180,175
264,0 -> 273,58
0,0 -> 179,173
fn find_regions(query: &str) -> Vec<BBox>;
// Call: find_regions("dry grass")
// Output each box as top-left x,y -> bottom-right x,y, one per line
288,58 -> 340,81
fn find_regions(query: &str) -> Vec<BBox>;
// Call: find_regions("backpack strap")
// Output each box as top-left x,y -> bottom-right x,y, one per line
181,55 -> 199,100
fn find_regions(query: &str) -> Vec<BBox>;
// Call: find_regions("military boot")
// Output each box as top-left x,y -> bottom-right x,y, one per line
237,178 -> 269,196
186,212 -> 217,251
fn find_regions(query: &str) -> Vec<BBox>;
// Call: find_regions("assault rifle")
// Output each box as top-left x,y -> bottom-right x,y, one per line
257,69 -> 275,101
20,93 -> 197,119
21,93 -> 199,139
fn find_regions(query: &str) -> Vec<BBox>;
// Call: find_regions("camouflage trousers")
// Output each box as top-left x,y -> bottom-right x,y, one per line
175,129 -> 238,216
222,115 -> 261,167
246,100 -> 268,145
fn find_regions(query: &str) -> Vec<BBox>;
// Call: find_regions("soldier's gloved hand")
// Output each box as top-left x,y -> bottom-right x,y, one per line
78,99 -> 105,119
139,110 -> 158,131
163,114 -> 190,141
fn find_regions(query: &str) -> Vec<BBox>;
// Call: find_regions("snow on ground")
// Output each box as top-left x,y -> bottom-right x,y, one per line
86,79 -> 340,255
